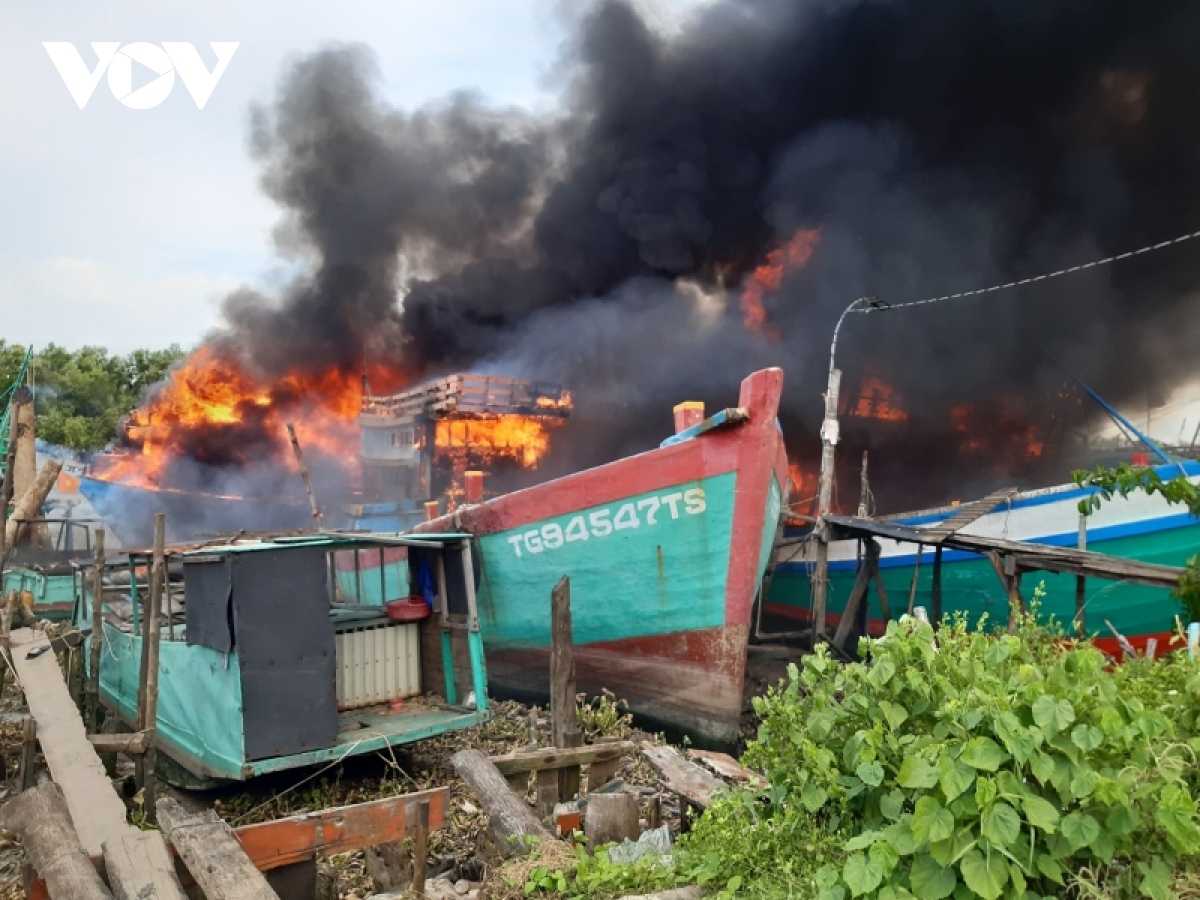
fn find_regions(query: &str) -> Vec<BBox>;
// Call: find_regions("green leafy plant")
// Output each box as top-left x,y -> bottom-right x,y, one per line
1173,555 -> 1200,624
576,689 -> 633,739
1074,463 -> 1200,517
681,615 -> 1200,898
1073,463 -> 1200,623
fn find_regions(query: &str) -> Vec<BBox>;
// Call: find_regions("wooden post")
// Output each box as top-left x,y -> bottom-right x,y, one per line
20,716 -> 38,791
408,799 -> 429,897
137,515 -> 164,822
550,576 -> 581,800
930,545 -> 943,626
450,749 -> 553,856
4,459 -> 63,549
285,424 -> 323,529
812,368 -> 841,642
156,797 -> 279,900
0,591 -> 12,700
833,539 -> 879,650
906,546 -> 923,616
0,782 -> 113,900
1004,556 -> 1023,634
1075,514 -> 1087,635
88,529 -> 105,731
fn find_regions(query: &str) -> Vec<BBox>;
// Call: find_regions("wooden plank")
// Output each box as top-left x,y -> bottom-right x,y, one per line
9,628 -> 131,858
103,830 -> 188,900
490,741 -> 635,775
233,788 -> 448,872
157,797 -> 279,900
919,488 -> 1018,542
639,742 -> 724,810
687,749 -> 764,788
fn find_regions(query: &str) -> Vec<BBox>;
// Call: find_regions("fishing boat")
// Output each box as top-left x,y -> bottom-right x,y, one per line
348,368 -> 790,745
76,532 -> 490,784
764,457 -> 1200,654
3,516 -> 101,619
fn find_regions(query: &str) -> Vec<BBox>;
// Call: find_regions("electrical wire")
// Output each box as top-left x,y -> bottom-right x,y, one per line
856,227 -> 1200,314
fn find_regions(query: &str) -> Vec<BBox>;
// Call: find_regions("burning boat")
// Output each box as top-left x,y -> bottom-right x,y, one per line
765,457 -> 1200,655
78,532 -> 490,783
349,368 -> 790,745
351,373 -> 572,531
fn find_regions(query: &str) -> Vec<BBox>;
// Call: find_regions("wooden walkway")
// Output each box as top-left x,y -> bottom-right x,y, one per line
9,627 -> 132,858
823,514 -> 1184,588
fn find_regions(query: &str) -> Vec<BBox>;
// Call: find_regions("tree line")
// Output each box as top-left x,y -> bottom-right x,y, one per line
0,341 -> 185,452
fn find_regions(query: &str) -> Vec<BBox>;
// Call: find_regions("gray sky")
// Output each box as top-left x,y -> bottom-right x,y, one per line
2,1 -> 689,354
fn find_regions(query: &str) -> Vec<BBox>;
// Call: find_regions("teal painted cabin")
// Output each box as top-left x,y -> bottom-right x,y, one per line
77,533 -> 489,783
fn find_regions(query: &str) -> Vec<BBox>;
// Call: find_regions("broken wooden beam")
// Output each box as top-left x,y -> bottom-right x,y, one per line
489,741 -> 635,775
639,742 -> 725,810
86,732 -> 151,755
5,459 -> 63,548
156,797 -> 280,900
452,748 -> 553,856
0,782 -> 113,900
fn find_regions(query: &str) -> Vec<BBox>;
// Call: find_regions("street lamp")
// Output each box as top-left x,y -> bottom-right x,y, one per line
811,296 -> 890,641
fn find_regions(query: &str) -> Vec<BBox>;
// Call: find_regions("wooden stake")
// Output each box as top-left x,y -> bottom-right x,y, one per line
930,545 -> 943,626
1075,513 -> 1087,635
409,799 -> 429,898
88,529 -> 105,731
833,539 -> 879,650
812,368 -> 841,642
906,546 -> 923,616
550,576 -> 581,800
137,515 -> 164,823
20,715 -> 38,791
285,423 -> 323,529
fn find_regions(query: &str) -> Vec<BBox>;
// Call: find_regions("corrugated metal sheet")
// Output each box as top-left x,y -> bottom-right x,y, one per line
335,623 -> 421,709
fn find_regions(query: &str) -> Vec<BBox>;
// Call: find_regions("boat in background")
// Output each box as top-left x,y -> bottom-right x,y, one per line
348,368 -> 791,746
765,458 -> 1200,655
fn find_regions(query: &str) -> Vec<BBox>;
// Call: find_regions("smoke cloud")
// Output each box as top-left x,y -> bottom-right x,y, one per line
135,0 -> 1200,516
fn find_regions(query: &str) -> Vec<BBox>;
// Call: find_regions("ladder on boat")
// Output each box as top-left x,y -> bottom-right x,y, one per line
0,347 -> 33,492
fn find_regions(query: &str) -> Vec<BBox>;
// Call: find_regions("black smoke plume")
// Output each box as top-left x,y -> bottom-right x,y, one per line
142,0 -> 1200,517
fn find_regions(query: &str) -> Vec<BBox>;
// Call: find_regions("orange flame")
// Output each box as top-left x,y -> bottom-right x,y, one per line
741,229 -> 821,335
93,346 -> 381,490
435,416 -> 552,469
848,375 -> 909,422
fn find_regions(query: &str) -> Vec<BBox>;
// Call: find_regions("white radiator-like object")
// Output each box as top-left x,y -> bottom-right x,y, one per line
335,622 -> 421,709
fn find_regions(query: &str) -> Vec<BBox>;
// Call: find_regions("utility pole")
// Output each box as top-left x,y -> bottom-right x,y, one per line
811,367 -> 841,643
812,297 -> 888,645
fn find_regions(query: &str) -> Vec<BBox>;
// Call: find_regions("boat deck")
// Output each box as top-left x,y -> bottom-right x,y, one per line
246,702 -> 483,777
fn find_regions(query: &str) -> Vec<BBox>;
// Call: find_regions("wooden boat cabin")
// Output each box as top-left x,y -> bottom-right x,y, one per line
74,532 -> 489,783
4,517 -> 101,620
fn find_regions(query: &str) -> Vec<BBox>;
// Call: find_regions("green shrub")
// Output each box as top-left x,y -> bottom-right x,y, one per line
683,614 -> 1200,899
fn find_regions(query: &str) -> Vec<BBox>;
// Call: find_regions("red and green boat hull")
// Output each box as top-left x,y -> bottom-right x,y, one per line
416,369 -> 789,744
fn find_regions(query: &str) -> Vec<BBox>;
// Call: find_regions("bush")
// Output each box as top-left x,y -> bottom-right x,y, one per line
682,614 -> 1200,899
